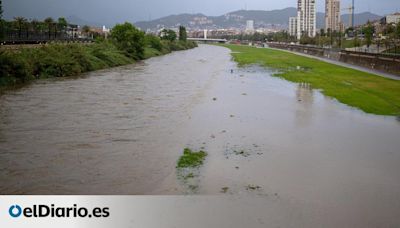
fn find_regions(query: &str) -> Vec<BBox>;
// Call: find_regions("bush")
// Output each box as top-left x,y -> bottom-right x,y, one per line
0,51 -> 30,86
145,34 -> 163,51
160,40 -> 197,52
0,31 -> 197,89
20,44 -> 89,78
111,22 -> 145,60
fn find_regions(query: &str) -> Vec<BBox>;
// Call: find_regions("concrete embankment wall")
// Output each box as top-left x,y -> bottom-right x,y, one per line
268,43 -> 400,76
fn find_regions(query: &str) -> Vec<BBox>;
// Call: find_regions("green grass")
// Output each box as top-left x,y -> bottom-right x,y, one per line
341,39 -> 364,49
220,44 -> 400,116
177,148 -> 207,168
143,47 -> 163,59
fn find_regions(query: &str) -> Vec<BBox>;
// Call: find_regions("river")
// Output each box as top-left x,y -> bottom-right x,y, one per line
1,44 -> 400,226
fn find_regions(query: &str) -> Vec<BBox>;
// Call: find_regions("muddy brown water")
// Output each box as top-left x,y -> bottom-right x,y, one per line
1,45 -> 400,226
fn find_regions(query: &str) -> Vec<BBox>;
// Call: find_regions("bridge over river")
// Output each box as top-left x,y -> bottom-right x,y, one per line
188,37 -> 227,43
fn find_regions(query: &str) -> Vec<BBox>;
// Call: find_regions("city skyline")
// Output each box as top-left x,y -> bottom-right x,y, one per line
3,0 -> 399,26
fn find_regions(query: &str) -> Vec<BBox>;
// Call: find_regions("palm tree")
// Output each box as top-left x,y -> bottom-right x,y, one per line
57,17 -> 67,31
31,19 -> 40,39
57,17 -> 68,39
14,17 -> 27,38
44,17 -> 54,39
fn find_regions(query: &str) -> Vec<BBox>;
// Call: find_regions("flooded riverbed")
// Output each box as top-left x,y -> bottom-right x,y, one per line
1,45 -> 400,226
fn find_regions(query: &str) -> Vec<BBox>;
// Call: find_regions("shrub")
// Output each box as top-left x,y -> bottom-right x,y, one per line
0,51 -> 30,86
111,22 -> 145,60
145,34 -> 163,51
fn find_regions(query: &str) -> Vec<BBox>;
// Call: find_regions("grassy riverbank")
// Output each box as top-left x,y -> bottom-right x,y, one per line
0,40 -> 197,91
221,44 -> 400,116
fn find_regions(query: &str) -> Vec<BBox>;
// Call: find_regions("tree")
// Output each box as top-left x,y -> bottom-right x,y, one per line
44,17 -> 54,39
160,29 -> 177,42
0,0 -> 4,39
320,28 -> 325,37
0,0 -> 3,20
384,24 -> 395,35
145,34 -> 162,51
178,26 -> 187,41
353,31 -> 361,48
82,25 -> 90,37
396,22 -> 400,39
111,22 -> 145,59
362,21 -> 374,48
14,17 -> 27,38
58,17 -> 67,32
31,19 -> 39,35
345,27 -> 354,38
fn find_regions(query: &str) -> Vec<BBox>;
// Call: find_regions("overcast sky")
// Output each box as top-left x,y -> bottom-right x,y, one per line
3,0 -> 400,25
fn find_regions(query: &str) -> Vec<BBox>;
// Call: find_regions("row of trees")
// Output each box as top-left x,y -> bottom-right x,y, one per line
0,3 -> 95,41
0,0 -> 3,21
0,15 -> 76,41
0,0 -> 4,39
160,26 -> 187,42
299,21 -> 400,51
110,23 -> 191,60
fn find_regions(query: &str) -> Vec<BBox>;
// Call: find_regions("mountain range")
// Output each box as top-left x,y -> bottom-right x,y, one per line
134,7 -> 382,31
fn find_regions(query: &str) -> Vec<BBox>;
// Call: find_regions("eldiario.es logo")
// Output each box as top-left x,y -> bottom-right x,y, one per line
8,204 -> 110,218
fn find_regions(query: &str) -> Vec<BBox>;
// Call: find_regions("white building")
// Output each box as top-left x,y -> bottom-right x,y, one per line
246,20 -> 255,32
297,0 -> 317,39
289,17 -> 298,37
386,13 -> 400,24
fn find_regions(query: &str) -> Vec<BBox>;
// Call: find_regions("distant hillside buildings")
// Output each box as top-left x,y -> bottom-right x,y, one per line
384,13 -> 400,24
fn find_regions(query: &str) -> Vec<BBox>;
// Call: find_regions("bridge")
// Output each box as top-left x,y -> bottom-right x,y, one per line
187,29 -> 227,43
187,38 -> 227,43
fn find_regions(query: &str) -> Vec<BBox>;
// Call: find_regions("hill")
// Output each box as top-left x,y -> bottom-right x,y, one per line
135,8 -> 382,31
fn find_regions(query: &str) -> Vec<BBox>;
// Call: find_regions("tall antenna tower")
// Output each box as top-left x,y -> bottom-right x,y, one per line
351,0 -> 355,28
342,0 -> 355,28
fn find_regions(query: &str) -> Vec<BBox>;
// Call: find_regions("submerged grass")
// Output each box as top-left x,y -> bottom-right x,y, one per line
177,148 -> 207,168
220,44 -> 400,116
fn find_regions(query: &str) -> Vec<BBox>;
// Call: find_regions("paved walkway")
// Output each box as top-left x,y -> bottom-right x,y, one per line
268,47 -> 400,81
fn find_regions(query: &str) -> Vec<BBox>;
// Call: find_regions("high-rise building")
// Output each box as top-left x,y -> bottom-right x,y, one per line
289,17 -> 298,37
297,0 -> 316,39
246,20 -> 254,32
325,0 -> 341,32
